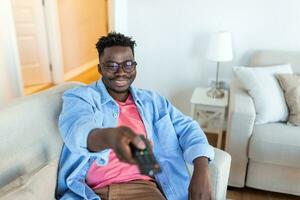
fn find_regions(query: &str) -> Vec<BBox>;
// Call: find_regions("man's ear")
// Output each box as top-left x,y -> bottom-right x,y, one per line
97,64 -> 102,75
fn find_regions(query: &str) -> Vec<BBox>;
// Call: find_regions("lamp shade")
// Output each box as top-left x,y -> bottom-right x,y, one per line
206,31 -> 233,62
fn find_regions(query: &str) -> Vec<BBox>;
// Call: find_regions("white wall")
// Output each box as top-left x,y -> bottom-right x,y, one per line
119,0 -> 300,115
0,0 -> 23,108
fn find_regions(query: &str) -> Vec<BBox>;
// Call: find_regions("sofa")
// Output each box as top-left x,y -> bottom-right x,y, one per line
0,82 -> 231,200
226,51 -> 300,196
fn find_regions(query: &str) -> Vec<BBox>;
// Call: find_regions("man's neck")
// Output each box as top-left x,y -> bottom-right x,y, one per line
109,90 -> 130,102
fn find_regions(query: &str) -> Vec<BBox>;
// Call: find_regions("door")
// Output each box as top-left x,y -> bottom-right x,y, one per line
12,0 -> 52,86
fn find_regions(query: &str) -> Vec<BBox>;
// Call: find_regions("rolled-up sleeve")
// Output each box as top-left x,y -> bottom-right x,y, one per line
58,87 -> 110,165
165,98 -> 215,164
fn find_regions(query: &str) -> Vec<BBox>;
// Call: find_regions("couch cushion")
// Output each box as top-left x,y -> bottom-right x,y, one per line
0,158 -> 58,200
249,123 -> 300,168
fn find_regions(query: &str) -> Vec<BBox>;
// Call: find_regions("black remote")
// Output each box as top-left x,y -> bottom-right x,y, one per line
130,135 -> 161,177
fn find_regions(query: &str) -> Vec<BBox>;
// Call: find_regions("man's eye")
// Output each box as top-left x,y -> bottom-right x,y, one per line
125,61 -> 133,66
107,63 -> 119,68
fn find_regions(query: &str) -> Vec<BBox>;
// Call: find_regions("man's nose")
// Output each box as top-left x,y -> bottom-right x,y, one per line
115,65 -> 126,75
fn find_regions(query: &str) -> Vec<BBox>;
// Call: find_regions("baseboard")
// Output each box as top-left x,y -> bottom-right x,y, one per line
64,59 -> 98,81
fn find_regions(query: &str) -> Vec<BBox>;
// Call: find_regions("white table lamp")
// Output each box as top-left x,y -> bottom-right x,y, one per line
206,31 -> 233,98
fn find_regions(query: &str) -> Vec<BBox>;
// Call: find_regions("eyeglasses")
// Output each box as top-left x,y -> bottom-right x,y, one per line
101,60 -> 137,73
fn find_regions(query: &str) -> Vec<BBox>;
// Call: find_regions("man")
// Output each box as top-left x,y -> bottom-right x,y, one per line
56,32 -> 214,200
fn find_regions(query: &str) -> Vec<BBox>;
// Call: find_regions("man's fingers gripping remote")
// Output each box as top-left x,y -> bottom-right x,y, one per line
130,135 -> 161,177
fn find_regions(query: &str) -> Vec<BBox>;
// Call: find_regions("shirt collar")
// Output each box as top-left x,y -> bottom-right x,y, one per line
129,84 -> 142,106
95,79 -> 114,105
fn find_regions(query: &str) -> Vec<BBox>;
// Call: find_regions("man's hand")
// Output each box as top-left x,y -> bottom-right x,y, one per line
87,126 -> 146,164
188,157 -> 212,200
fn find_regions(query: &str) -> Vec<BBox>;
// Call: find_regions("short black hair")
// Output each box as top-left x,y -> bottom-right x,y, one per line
96,32 -> 136,57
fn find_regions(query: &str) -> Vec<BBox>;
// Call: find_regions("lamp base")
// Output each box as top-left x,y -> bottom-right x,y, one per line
207,87 -> 224,99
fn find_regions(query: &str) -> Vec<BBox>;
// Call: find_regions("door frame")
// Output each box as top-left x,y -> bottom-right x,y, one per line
44,0 -> 64,84
108,0 -> 129,34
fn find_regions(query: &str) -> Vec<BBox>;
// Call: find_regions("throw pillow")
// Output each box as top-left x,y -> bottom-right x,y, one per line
233,64 -> 293,124
277,74 -> 300,126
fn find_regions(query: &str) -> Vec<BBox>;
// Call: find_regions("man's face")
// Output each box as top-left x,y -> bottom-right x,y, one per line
99,46 -> 136,95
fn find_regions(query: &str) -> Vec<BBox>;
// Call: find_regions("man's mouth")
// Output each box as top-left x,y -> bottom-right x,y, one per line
113,79 -> 129,87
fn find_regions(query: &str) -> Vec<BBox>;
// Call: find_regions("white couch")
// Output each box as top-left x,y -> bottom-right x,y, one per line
226,51 -> 300,196
0,82 -> 231,200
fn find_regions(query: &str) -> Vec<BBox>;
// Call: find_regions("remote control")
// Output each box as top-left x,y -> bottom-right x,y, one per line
130,135 -> 161,177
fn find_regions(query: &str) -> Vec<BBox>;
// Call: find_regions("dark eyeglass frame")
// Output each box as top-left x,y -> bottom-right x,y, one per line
100,60 -> 137,73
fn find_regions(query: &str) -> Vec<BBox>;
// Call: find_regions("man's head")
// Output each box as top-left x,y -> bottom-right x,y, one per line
96,33 -> 137,100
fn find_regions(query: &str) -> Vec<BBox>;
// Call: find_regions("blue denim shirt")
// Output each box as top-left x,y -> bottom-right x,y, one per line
56,80 -> 214,200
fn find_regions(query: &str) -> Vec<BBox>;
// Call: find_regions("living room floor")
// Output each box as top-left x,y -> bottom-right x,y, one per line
227,187 -> 299,200
25,67 -> 299,200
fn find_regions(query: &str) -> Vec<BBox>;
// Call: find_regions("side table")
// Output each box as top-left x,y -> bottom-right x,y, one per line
190,87 -> 228,149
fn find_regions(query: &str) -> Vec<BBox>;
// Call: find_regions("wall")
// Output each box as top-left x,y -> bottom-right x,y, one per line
0,0 -> 23,108
122,0 -> 300,115
58,0 -> 108,77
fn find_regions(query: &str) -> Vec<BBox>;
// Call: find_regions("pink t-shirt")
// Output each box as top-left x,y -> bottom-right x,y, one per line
86,94 -> 152,189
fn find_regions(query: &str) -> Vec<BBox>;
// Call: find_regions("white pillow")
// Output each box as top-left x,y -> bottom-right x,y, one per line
233,64 -> 293,124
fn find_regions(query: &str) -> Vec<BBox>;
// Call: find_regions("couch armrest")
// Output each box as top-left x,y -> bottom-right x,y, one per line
209,148 -> 231,200
226,79 -> 256,187
186,148 -> 231,200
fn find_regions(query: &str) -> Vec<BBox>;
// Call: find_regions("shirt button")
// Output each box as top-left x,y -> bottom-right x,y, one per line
113,113 -> 118,118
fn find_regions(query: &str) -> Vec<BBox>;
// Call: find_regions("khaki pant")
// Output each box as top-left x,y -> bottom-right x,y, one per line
94,180 -> 166,200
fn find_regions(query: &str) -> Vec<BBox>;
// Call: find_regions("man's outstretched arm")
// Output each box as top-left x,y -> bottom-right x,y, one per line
87,126 -> 146,164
